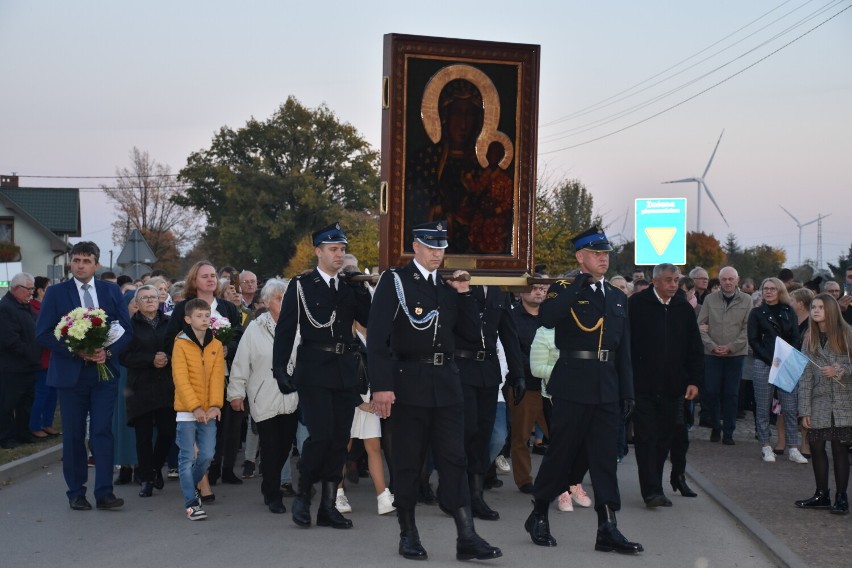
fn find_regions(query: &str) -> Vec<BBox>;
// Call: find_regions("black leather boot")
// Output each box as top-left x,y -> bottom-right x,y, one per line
830,491 -> 848,515
292,477 -> 313,527
316,481 -> 352,529
114,466 -> 133,485
138,482 -> 154,497
524,498 -> 557,547
265,491 -> 286,514
595,505 -> 643,554
671,473 -> 697,497
398,508 -> 428,560
469,473 -> 500,520
795,489 -> 831,509
453,506 -> 502,561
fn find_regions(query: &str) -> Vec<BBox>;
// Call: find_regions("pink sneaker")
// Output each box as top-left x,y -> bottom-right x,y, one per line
557,491 -> 574,512
570,484 -> 592,507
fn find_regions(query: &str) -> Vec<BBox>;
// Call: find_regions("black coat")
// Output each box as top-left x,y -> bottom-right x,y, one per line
747,302 -> 798,366
120,311 -> 174,424
628,287 -> 704,397
367,261 -> 479,407
539,276 -> 633,404
0,292 -> 40,373
455,286 -> 525,388
272,269 -> 371,389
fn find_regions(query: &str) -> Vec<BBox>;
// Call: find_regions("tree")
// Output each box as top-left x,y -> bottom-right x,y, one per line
101,147 -> 201,270
828,241 -> 852,281
686,231 -> 725,275
735,244 -> 786,281
610,240 -> 636,278
534,176 -> 601,276
175,97 -> 380,277
723,233 -> 741,258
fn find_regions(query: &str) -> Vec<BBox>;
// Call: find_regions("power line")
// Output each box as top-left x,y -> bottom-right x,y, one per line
11,173 -> 180,179
538,3 -> 852,155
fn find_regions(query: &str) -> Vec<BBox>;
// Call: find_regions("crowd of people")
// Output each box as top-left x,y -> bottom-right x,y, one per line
1,227 -> 851,561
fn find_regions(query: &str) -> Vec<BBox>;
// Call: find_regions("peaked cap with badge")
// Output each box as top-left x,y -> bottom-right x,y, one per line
571,226 -> 613,252
412,220 -> 448,249
312,222 -> 348,247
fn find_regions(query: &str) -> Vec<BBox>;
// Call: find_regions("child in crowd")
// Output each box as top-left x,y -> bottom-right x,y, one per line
171,298 -> 225,520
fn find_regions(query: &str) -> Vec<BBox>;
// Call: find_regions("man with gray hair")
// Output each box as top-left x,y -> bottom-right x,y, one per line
697,266 -> 752,444
0,273 -> 40,448
628,264 -> 702,506
688,267 -> 710,305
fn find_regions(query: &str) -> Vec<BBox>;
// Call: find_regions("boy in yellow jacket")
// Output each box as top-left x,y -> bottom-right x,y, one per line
172,298 -> 225,520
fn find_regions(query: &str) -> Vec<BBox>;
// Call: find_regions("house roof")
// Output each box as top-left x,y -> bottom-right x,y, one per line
0,187 -> 81,236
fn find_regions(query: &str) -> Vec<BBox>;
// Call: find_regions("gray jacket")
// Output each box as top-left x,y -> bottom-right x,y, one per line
798,328 -> 852,430
697,289 -> 752,357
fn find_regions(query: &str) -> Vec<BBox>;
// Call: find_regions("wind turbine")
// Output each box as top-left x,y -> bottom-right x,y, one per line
662,130 -> 729,232
608,206 -> 631,244
779,206 -> 820,267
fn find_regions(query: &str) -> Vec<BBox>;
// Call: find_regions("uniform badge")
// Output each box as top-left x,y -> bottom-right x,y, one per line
413,272 -> 421,281
577,300 -> 590,305
414,307 -> 423,316
436,222 -> 443,230
556,279 -> 570,288
335,222 -> 341,230
546,292 -> 558,299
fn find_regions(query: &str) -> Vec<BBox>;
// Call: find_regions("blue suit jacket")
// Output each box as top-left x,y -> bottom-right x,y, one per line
35,278 -> 133,388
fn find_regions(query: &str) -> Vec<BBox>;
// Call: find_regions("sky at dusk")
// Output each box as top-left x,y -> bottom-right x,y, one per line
2,1 -> 850,271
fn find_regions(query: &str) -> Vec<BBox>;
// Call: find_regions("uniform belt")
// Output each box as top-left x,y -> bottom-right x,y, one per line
394,353 -> 454,366
454,349 -> 496,361
564,350 -> 612,362
302,340 -> 354,354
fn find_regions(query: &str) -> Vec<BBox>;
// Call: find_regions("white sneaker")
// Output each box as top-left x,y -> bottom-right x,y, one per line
495,455 -> 511,474
761,446 -> 776,462
557,491 -> 574,512
186,503 -> 207,521
335,488 -> 352,513
570,483 -> 592,507
788,448 -> 809,464
377,488 -> 396,515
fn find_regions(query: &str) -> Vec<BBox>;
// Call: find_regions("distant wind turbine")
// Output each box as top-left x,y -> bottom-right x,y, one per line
779,205 -> 820,267
662,130 -> 729,232
608,206 -> 631,244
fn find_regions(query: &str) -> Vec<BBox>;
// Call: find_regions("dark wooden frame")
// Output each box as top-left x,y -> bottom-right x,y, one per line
379,34 -> 540,273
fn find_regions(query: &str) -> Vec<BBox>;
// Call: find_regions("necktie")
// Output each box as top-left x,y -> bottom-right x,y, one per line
594,282 -> 605,302
82,283 -> 94,308
427,273 -> 434,286
329,278 -> 336,292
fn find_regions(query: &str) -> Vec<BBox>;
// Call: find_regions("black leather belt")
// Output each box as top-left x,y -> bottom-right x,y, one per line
564,350 -> 612,362
455,349 -> 496,361
302,340 -> 354,354
394,353 -> 454,366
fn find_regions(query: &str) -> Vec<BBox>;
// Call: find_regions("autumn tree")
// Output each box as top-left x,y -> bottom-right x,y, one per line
686,231 -> 725,275
101,147 -> 201,270
175,97 -> 380,277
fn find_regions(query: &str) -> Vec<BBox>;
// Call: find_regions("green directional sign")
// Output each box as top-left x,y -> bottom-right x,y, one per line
634,198 -> 687,266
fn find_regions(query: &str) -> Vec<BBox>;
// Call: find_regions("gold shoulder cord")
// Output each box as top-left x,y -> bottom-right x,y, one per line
570,308 -> 604,353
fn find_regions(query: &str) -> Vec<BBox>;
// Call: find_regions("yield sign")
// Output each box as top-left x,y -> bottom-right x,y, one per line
645,227 -> 677,255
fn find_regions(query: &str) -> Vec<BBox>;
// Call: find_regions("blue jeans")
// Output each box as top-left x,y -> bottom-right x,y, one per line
176,420 -> 217,507
488,401 -> 508,464
703,355 -> 744,438
29,369 -> 58,432
281,419 -> 309,484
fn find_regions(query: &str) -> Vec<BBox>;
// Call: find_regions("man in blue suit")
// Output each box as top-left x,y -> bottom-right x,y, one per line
36,242 -> 133,510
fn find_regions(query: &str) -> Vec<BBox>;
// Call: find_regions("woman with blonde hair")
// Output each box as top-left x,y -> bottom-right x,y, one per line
795,294 -> 852,514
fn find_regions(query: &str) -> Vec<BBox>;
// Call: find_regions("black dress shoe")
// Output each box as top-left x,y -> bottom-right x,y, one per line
483,477 -> 503,489
199,492 -> 215,503
532,444 -> 548,455
519,482 -> 535,494
280,482 -> 295,496
292,493 -> 312,527
671,474 -> 698,497
114,466 -> 133,485
265,496 -> 286,514
722,437 -> 735,445
96,494 -> 125,509
644,494 -> 673,508
524,510 -> 557,546
710,429 -> 721,443
153,469 -> 165,490
795,489 -> 831,509
221,469 -> 243,485
138,482 -> 154,497
69,496 -> 92,510
830,492 -> 848,515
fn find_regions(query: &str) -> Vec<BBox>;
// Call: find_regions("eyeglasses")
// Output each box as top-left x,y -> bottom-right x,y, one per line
16,285 -> 35,291
137,296 -> 159,302
693,277 -> 708,281
762,287 -> 777,292
240,279 -> 257,284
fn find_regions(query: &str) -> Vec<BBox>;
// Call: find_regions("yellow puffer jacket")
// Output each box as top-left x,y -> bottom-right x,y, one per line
172,331 -> 225,412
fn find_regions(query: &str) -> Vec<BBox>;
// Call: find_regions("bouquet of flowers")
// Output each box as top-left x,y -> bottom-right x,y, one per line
54,307 -> 114,381
210,315 -> 234,346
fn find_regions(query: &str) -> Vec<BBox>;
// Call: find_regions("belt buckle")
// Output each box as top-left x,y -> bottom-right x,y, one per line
598,350 -> 610,362
433,353 -> 444,366
475,351 -> 486,361
335,343 -> 345,354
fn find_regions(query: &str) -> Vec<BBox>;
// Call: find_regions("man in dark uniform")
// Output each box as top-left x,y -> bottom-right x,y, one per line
369,221 -> 502,562
272,222 -> 371,529
456,284 -> 527,520
524,227 -> 643,554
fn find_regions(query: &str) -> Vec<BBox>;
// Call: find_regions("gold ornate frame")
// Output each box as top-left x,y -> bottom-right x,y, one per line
379,34 -> 540,274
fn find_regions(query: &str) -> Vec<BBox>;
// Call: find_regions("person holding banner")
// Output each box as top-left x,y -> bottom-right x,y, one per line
795,294 -> 852,515
747,277 -> 804,464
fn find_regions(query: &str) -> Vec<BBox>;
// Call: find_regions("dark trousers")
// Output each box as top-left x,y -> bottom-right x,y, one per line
633,393 -> 679,499
534,399 -> 621,512
29,369 -> 57,432
297,384 -> 356,485
392,402 -> 470,510
670,399 -> 691,477
462,383 -> 498,475
256,413 -> 297,500
703,355 -> 744,438
0,371 -> 35,443
57,372 -> 117,500
132,407 -> 176,483
211,393 -> 246,476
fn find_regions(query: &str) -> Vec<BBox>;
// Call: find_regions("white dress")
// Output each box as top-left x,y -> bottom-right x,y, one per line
350,329 -> 382,439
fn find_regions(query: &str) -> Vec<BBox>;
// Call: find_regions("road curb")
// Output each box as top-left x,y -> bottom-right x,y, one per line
686,465 -> 809,568
0,443 -> 62,484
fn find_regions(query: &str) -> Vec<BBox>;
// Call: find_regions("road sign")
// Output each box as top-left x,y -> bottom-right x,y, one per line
634,198 -> 687,265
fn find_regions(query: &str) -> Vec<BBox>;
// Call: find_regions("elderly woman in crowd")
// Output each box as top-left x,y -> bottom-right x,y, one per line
748,277 -> 805,464
227,278 -> 299,514
120,284 -> 175,497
